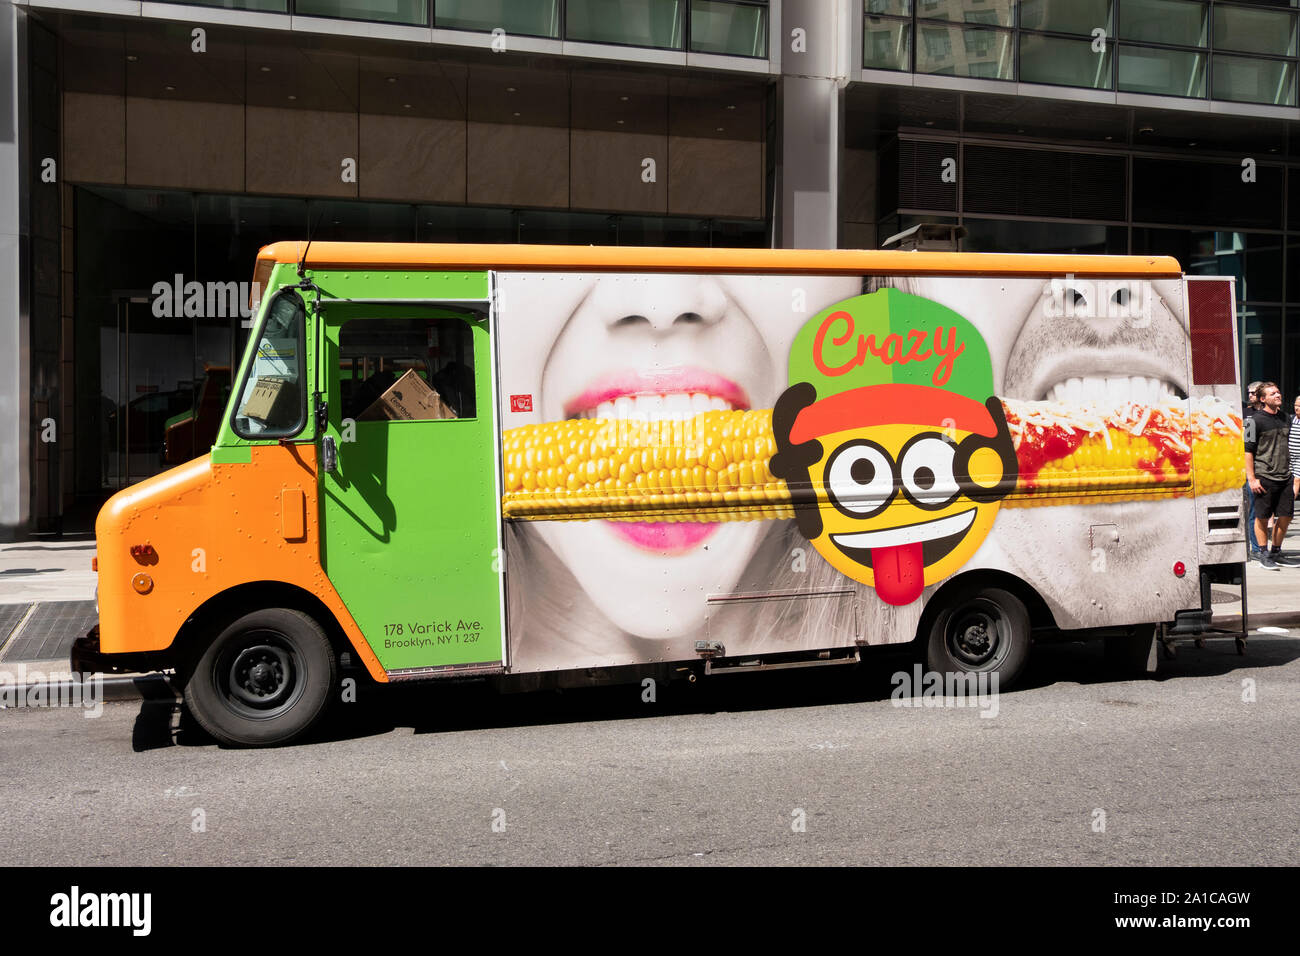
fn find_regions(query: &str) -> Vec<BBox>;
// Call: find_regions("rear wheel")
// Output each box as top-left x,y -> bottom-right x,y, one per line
183,608 -> 337,747
925,586 -> 1030,689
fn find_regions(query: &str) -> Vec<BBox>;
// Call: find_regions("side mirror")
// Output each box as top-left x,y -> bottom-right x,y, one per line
321,434 -> 337,474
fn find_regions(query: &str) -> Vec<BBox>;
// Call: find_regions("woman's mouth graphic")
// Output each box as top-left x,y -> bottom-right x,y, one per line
564,367 -> 751,554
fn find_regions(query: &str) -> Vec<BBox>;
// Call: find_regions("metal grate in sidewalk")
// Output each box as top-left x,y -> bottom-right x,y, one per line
0,603 -> 34,651
0,601 -> 97,664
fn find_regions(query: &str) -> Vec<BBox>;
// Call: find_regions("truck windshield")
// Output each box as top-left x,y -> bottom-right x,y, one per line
232,289 -> 306,439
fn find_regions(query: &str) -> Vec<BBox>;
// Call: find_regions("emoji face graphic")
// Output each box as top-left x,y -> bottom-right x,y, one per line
771,290 -> 1017,606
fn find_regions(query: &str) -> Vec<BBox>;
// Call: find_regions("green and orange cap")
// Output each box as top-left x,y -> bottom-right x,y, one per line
786,288 -> 997,443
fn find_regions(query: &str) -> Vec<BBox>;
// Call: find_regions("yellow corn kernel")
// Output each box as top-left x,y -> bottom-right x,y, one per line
503,403 -> 1241,521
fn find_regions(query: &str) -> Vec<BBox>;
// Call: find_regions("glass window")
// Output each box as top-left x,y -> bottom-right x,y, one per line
1213,54 -> 1296,105
295,0 -> 426,26
690,0 -> 768,57
1288,239 -> 1300,303
917,24 -> 1013,78
1245,233 -> 1284,302
961,219 -> 1128,254
1120,0 -> 1207,47
1019,0 -> 1112,36
1242,305 -> 1281,391
339,316 -> 477,422
153,0 -> 286,8
865,0 -> 911,14
233,290 -> 307,439
435,0 -> 560,38
1282,318 -> 1300,410
923,24 -> 953,58
1020,32 -> 1113,87
915,0 -> 1013,27
1118,47 -> 1206,97
1212,5 -> 1295,56
566,0 -> 684,49
865,16 -> 912,70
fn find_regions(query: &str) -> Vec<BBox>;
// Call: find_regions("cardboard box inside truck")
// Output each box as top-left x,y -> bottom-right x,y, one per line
357,368 -> 457,421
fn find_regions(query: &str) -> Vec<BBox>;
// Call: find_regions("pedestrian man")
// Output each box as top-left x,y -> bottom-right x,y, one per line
1244,380 -> 1263,558
1245,382 -> 1293,569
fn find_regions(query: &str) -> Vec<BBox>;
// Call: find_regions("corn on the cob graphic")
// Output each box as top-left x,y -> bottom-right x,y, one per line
501,397 -> 1244,520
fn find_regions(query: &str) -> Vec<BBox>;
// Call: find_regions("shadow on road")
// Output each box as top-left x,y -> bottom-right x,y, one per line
122,633 -> 1300,750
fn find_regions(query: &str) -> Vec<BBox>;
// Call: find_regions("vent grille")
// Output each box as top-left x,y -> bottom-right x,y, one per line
888,139 -> 958,212
1207,504 -> 1241,534
964,145 -> 1124,220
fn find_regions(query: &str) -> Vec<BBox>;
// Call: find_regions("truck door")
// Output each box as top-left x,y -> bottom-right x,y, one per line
318,301 -> 505,677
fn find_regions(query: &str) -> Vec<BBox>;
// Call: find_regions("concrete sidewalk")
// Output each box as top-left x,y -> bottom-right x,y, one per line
0,534 -> 96,604
0,533 -> 1296,699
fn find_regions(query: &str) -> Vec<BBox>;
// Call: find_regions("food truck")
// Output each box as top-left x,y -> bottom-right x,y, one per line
73,243 -> 1248,745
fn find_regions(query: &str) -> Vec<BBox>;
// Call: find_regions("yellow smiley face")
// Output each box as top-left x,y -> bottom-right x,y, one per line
807,423 -> 1007,606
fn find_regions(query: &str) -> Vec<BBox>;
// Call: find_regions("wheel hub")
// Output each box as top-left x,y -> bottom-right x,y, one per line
229,644 -> 293,708
949,611 -> 999,666
961,622 -> 989,652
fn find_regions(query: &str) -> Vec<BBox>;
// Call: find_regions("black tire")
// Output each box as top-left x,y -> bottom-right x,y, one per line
925,586 -> 1031,689
183,607 -> 337,747
1103,625 -> 1157,678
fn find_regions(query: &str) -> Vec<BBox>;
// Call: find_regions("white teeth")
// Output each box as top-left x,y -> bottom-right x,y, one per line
663,393 -> 693,420
1045,375 -> 1181,405
635,394 -> 664,420
584,392 -> 735,420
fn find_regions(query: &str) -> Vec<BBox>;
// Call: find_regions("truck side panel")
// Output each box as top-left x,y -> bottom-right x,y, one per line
493,271 -> 1233,673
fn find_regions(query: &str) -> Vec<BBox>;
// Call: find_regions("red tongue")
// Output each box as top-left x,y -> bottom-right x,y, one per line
872,542 -> 925,606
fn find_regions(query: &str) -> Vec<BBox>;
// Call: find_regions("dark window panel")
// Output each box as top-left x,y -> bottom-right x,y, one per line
1132,159 -> 1282,229
436,0 -> 560,37
296,0 -> 426,25
1245,233 -> 1284,302
1120,0 -> 1208,47
690,0 -> 768,57
1019,0 -> 1113,36
1020,33 -> 1113,89
963,145 -> 1124,220
1212,4 -> 1295,57
864,16 -> 912,70
1118,47 -> 1206,98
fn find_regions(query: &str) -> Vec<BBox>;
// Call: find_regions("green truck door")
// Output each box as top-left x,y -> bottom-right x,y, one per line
319,300 -> 505,676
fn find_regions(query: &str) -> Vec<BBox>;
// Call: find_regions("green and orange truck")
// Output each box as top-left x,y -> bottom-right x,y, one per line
74,242 -> 1248,745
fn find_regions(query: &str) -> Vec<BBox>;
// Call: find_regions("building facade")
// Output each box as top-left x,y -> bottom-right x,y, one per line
1,0 -> 1297,534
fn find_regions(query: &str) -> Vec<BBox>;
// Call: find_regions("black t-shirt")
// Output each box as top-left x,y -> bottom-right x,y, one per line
1245,407 -> 1291,481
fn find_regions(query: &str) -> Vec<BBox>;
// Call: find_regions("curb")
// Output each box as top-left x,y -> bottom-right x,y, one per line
0,666 -> 175,706
1212,612 -> 1300,631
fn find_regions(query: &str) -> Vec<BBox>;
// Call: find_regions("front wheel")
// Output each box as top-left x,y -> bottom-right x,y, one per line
183,608 -> 337,747
925,586 -> 1031,689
